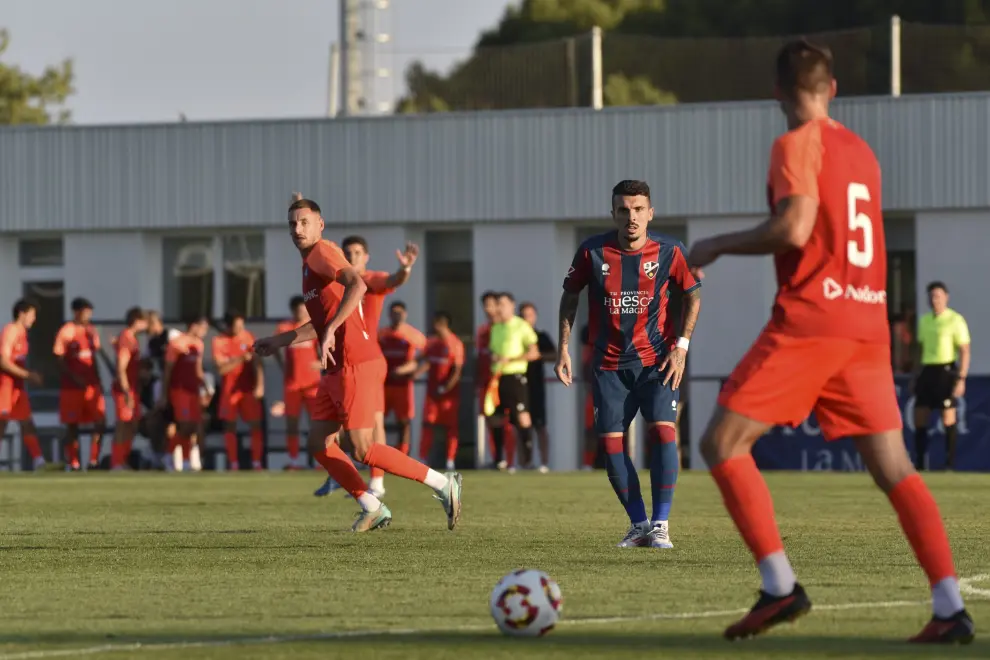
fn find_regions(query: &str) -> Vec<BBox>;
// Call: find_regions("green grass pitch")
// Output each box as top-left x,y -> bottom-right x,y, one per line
1,470 -> 988,659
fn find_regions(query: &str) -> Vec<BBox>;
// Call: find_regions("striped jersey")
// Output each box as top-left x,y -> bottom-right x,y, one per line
563,231 -> 700,370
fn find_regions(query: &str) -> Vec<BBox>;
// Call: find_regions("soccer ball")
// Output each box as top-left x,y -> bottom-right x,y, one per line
489,569 -> 563,637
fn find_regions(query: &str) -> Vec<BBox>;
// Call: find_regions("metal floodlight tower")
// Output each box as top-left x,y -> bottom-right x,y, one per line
339,0 -> 392,116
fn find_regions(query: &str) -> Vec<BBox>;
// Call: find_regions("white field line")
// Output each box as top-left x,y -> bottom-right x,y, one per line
3,585 -> 978,660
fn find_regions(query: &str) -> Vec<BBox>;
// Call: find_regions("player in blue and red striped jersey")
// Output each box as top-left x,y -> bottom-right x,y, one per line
555,179 -> 702,549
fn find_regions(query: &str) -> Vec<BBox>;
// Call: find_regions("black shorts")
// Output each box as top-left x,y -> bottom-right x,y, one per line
491,373 -> 530,424
914,363 -> 959,410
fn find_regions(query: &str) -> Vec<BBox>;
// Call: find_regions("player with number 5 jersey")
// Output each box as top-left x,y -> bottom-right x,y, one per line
686,39 -> 973,644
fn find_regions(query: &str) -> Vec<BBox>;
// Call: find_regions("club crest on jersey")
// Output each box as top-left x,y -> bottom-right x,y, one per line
643,261 -> 659,279
601,263 -> 610,276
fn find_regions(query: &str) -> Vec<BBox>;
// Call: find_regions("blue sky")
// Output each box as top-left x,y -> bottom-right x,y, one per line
3,0 -> 510,124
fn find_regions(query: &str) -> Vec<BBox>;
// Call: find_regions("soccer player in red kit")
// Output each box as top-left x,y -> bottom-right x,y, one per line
339,234 -> 419,497
272,296 -> 320,469
110,307 -> 148,470
686,40 -> 974,643
0,299 -> 46,470
417,311 -> 464,470
378,301 -> 427,455
213,310 -> 264,470
254,198 -> 462,533
53,297 -> 107,470
556,180 -> 702,550
159,316 -> 210,471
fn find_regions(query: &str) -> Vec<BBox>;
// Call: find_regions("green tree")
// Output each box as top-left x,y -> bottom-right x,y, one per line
603,73 -> 676,106
397,0 -> 990,112
0,29 -> 74,125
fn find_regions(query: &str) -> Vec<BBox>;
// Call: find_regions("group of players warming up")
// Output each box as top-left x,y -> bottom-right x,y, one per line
553,39 -> 973,644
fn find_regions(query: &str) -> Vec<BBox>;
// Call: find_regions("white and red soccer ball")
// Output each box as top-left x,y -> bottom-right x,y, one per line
489,569 -> 563,637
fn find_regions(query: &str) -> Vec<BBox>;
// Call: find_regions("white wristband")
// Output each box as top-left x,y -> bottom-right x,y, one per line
675,337 -> 690,351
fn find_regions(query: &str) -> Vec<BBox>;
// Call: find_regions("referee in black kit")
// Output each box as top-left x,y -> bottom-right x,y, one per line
912,281 -> 971,470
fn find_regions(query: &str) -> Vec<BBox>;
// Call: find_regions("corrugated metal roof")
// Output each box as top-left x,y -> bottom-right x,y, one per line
1,93 -> 988,233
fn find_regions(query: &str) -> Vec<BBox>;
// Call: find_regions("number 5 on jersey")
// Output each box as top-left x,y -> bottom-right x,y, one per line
847,182 -> 873,268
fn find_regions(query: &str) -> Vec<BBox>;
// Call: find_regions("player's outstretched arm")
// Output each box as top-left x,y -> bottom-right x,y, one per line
555,290 -> 580,386
382,242 -> 419,290
254,323 -> 316,357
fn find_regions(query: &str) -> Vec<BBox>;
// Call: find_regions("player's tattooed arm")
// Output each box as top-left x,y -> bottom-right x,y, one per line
680,288 -> 701,340
557,291 -> 580,354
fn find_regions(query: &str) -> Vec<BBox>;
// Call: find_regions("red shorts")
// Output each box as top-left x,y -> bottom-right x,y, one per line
0,385 -> 31,422
584,391 -> 594,430
424,395 -> 459,428
313,359 -> 387,431
385,384 -> 415,420
218,390 -> 262,423
718,332 -> 902,440
60,386 -> 106,425
170,389 -> 203,424
112,388 -> 141,423
284,385 -> 318,418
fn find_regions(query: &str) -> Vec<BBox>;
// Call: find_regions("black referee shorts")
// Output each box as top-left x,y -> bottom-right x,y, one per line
489,373 -> 530,426
914,363 -> 959,410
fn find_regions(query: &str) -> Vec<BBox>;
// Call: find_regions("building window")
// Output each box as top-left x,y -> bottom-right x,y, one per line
22,280 -> 65,395
19,238 -> 63,267
222,235 -> 265,319
163,237 -> 214,322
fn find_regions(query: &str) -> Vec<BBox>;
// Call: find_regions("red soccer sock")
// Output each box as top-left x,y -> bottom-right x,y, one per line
286,434 -> 300,460
250,429 -> 263,464
66,441 -> 79,466
179,436 -> 192,462
23,434 -> 42,461
167,435 -> 179,454
419,425 -> 434,462
89,438 -> 101,465
363,443 -> 429,484
122,438 -> 133,460
111,443 -> 124,468
370,466 -> 385,479
710,455 -> 785,562
313,443 -> 368,498
487,428 -> 496,457
225,432 -> 239,465
446,429 -> 459,463
583,449 -> 595,467
888,473 -> 957,586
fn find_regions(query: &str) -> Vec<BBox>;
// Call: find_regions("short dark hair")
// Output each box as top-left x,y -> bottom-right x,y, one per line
289,295 -> 306,309
71,297 -> 93,312
775,38 -> 833,98
125,306 -> 146,326
519,302 -> 536,315
612,179 -> 651,201
434,310 -> 452,326
481,290 -> 498,304
223,309 -> 245,327
12,298 -> 37,321
288,198 -> 321,214
927,281 -> 949,295
185,314 -> 209,328
390,301 -> 407,312
498,291 -> 514,303
342,235 -> 368,253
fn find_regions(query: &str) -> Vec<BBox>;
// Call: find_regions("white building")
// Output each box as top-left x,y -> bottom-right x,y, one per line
1,93 -> 987,469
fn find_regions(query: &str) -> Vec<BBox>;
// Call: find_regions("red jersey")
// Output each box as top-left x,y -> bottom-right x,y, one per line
166,335 -> 204,393
425,333 -> 465,396
361,270 -> 395,345
113,328 -> 141,392
0,323 -> 28,392
212,331 -> 257,394
302,239 -> 380,373
563,232 -> 699,370
764,118 -> 888,343
476,323 -> 492,387
379,323 -> 427,386
276,320 -> 320,391
53,322 -> 101,389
